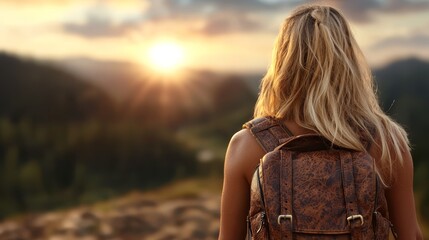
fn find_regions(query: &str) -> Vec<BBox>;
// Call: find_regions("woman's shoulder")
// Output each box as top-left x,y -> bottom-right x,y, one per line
227,129 -> 265,166
225,129 -> 265,184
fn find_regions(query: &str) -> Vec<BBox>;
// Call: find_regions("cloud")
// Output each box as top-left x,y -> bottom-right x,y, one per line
0,0 -> 144,7
60,1 -> 147,39
142,0 -> 429,29
152,0 -> 295,12
137,0 -> 298,36
370,33 -> 429,50
63,15 -> 138,38
331,0 -> 380,22
198,13 -> 263,35
60,0 -> 429,39
334,0 -> 429,22
0,0 -> 75,5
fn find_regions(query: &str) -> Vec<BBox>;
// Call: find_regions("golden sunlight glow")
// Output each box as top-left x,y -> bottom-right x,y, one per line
147,41 -> 185,72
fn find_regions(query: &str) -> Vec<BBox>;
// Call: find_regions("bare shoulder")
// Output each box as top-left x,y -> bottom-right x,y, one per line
368,136 -> 423,239
368,134 -> 413,182
225,129 -> 265,184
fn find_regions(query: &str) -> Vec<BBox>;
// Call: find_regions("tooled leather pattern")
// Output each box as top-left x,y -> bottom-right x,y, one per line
245,117 -> 389,239
292,150 -> 348,232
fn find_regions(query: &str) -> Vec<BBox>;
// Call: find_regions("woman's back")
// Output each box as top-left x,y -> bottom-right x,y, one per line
220,121 -> 422,239
219,4 -> 423,240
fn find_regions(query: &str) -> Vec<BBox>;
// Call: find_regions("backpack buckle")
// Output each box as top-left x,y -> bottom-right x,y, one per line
346,214 -> 364,226
277,214 -> 293,225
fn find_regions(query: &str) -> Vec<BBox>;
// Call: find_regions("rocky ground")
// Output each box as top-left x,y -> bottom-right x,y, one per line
0,181 -> 221,240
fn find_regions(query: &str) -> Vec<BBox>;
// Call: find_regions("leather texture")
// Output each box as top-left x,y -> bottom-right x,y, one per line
244,117 -> 393,240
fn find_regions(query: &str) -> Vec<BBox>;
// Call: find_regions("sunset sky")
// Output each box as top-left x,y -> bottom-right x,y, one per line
1,0 -> 429,73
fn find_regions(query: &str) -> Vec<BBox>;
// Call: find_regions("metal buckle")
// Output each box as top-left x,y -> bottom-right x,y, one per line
347,214 -> 364,226
277,214 -> 293,225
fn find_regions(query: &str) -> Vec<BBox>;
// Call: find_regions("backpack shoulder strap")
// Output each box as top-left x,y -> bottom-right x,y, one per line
243,116 -> 293,152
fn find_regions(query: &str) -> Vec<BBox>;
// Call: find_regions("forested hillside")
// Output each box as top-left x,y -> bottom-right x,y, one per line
0,52 -> 255,219
0,53 -> 197,219
0,54 -> 115,122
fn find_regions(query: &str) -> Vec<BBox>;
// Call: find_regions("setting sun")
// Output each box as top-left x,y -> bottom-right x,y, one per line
147,41 -> 185,72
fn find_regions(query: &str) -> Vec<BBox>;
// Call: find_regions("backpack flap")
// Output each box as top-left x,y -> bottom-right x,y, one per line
260,135 -> 377,237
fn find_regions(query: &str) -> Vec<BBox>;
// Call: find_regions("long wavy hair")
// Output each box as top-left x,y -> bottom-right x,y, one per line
254,5 -> 409,185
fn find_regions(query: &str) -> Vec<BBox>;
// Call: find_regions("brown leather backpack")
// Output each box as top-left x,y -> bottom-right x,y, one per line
244,117 -> 397,240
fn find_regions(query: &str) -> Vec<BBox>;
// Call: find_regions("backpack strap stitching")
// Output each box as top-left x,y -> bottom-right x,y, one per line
279,150 -> 294,238
340,151 -> 364,240
243,117 -> 293,152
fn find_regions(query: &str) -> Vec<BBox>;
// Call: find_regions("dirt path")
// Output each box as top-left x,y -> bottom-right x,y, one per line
0,183 -> 222,240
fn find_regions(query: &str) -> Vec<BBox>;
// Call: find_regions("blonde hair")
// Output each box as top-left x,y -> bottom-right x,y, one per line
254,5 -> 409,185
